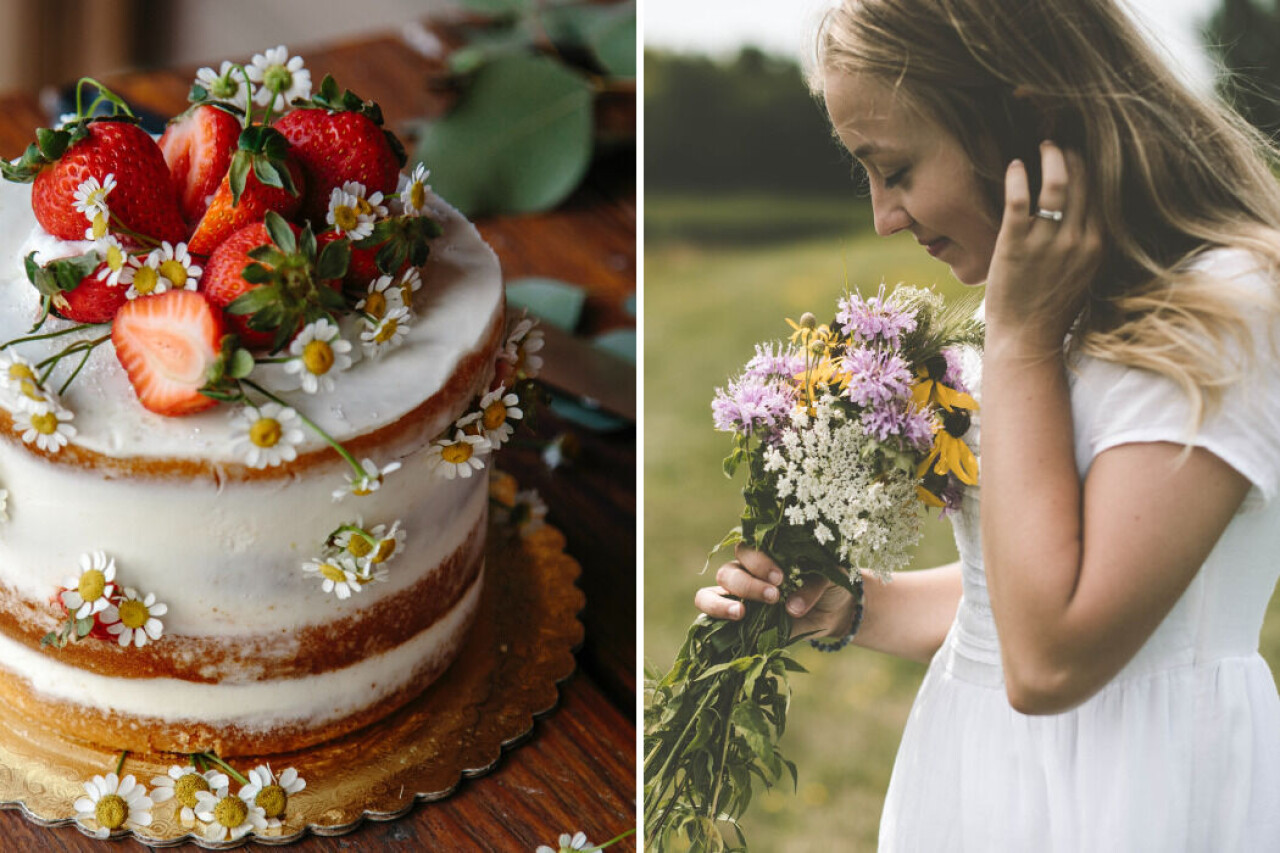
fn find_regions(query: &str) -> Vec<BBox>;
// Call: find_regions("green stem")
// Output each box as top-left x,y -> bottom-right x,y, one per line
76,78 -> 134,119
197,752 -> 250,786
107,212 -> 160,248
590,828 -> 637,851
2,322 -> 99,351
114,750 -> 128,776
242,379 -> 367,480
58,336 -> 108,395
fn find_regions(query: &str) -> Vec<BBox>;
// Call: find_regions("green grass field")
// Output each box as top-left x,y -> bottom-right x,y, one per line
643,194 -> 1280,851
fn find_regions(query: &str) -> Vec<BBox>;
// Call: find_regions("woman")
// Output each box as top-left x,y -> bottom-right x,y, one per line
693,0 -> 1280,848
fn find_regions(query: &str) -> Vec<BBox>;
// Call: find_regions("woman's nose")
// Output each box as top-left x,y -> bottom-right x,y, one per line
871,190 -> 911,237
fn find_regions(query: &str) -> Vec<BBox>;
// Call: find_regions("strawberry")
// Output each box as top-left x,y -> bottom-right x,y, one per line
201,212 -> 348,351
2,119 -> 187,244
22,249 -> 131,324
111,289 -> 224,416
316,212 -> 441,290
186,149 -> 305,256
274,75 -> 405,227
158,104 -> 241,225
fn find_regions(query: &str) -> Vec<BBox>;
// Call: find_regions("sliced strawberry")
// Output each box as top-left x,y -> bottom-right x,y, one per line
158,104 -> 241,226
52,263 -> 130,324
112,290 -> 223,416
18,119 -> 188,244
274,76 -> 405,227
186,156 -> 305,255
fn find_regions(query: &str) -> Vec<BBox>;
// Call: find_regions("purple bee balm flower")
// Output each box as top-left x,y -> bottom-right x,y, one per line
842,347 -> 913,408
712,378 -> 795,437
941,346 -> 971,395
836,283 -> 917,348
860,399 -> 935,450
901,405 -> 937,452
743,342 -> 806,382
937,476 -> 967,519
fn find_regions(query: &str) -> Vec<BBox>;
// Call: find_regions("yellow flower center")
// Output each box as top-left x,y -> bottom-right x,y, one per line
20,379 -> 46,402
174,773 -> 210,809
213,794 -> 248,828
255,784 -> 287,819
118,599 -> 149,629
374,319 -> 399,344
363,291 -> 387,319
249,417 -> 282,448
410,182 -> 426,211
333,205 -> 360,233
8,363 -> 34,381
399,282 -> 415,305
132,266 -> 158,295
159,258 -> 188,288
483,401 -> 507,430
95,793 -> 128,830
352,483 -> 374,497
90,212 -> 108,239
355,197 -> 374,215
441,442 -> 473,465
319,562 -> 348,584
346,534 -> 373,558
31,412 -> 59,435
78,568 -> 107,603
371,537 -> 396,564
302,339 -> 334,375
106,244 -> 125,272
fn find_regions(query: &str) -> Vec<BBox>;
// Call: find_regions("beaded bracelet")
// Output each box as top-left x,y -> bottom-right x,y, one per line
808,570 -> 864,652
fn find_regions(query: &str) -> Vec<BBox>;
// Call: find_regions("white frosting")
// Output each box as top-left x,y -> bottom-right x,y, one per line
0,566 -> 482,727
0,175 -> 504,732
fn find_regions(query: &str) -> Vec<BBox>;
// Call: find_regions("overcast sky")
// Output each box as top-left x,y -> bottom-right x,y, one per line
644,0 -> 1220,92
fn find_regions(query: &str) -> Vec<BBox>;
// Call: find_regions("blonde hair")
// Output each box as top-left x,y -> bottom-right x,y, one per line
816,0 -> 1280,424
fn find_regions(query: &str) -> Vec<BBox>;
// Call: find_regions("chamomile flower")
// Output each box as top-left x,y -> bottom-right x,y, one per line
14,401 -> 76,453
337,520 -> 406,570
396,163 -> 432,216
340,180 -> 388,219
397,267 -> 423,308
195,60 -> 254,106
100,587 -> 167,648
73,773 -> 153,839
193,785 -> 268,842
501,314 -> 545,378
94,235 -> 135,287
284,319 -> 352,394
0,353 -> 55,411
61,550 -> 116,619
239,764 -> 306,828
84,209 -> 110,240
427,430 -> 491,480
332,458 -> 403,501
125,250 -> 165,300
246,45 -> 311,107
73,174 -> 115,219
536,831 -> 595,853
153,241 -> 201,291
326,186 -> 378,241
230,403 -> 305,468
356,275 -> 398,322
150,766 -> 229,826
301,553 -> 363,600
478,385 -> 523,447
512,489 -> 548,537
360,305 -> 411,358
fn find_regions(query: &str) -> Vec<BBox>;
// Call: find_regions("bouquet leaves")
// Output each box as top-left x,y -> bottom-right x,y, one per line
644,284 -> 984,851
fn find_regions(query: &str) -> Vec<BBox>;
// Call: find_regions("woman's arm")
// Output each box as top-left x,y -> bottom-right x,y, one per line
694,549 -> 963,664
981,144 -> 1252,714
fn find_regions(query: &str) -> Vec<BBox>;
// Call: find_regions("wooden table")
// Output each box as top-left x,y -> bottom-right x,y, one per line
0,25 -> 636,853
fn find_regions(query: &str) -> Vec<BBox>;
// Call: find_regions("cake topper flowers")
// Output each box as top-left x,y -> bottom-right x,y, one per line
44,551 -> 167,649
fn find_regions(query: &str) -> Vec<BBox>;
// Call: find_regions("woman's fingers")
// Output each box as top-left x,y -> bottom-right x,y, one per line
694,585 -> 745,620
1036,140 -> 1070,219
715,560 -> 781,604
734,543 -> 784,585
783,575 -> 834,617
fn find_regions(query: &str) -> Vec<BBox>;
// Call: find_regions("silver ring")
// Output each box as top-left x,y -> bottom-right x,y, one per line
1035,208 -> 1064,222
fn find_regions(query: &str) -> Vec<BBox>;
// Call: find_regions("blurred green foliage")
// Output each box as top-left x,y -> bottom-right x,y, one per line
1205,0 -> 1280,141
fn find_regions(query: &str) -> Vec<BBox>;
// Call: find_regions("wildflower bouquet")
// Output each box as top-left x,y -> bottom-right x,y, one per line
644,284 -> 983,851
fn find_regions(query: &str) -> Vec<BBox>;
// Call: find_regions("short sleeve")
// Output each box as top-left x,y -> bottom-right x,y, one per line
1079,250 -> 1280,504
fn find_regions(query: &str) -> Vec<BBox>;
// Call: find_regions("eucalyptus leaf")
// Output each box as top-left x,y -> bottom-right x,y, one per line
541,2 -> 636,77
415,54 -> 593,216
453,0 -> 529,14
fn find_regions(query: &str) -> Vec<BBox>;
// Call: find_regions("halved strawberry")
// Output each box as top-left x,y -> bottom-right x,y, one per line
158,104 -> 241,226
274,75 -> 405,227
112,290 -> 224,416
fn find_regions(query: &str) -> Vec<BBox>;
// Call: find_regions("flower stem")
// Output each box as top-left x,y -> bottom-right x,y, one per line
115,750 -> 128,776
589,828 -> 637,851
197,752 -> 250,786
242,379 -> 367,479
2,322 -> 100,351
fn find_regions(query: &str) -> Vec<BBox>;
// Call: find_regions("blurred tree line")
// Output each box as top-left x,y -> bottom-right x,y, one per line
645,47 -> 856,196
1206,0 -> 1280,140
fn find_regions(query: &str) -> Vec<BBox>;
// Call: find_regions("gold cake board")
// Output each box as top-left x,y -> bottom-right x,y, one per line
0,519 -> 584,847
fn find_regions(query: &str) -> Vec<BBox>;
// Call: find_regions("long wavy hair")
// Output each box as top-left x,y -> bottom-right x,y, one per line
816,0 -> 1280,424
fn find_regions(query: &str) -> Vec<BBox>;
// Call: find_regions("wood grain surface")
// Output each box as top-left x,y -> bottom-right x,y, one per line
0,18 -> 636,852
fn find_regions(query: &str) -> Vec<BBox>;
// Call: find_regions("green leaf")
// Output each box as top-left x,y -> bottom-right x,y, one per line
453,0 -> 529,14
228,150 -> 251,206
226,286 -> 275,315
504,277 -> 586,331
542,2 -> 636,78
240,263 -> 272,285
414,54 -> 593,216
247,245 -> 288,267
264,211 -> 296,254
316,238 -> 351,281
252,157 -> 284,190
75,617 -> 94,638
230,348 -> 255,379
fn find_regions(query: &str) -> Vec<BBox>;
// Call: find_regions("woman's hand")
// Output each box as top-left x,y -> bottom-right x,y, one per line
985,141 -> 1104,350
693,544 -> 856,639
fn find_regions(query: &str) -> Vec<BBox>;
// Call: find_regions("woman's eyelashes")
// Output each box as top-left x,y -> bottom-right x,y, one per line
883,167 -> 909,189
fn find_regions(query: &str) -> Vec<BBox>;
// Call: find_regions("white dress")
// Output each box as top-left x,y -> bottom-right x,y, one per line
879,249 -> 1280,852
